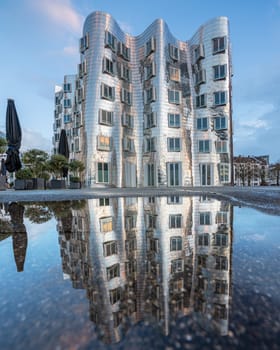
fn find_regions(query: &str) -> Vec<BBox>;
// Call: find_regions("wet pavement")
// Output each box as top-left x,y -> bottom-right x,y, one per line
0,196 -> 279,349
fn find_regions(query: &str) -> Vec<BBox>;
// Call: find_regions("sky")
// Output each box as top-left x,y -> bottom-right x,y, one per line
0,0 -> 279,162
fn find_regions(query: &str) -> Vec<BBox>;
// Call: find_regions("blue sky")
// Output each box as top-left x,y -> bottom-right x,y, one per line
0,0 -> 279,162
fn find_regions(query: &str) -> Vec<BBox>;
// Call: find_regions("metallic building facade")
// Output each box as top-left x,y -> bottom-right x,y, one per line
53,12 -> 233,187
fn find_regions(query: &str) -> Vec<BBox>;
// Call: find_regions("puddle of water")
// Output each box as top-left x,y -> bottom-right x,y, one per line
0,197 -> 279,349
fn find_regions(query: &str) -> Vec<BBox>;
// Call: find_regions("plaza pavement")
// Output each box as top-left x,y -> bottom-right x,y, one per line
1,186 -> 280,215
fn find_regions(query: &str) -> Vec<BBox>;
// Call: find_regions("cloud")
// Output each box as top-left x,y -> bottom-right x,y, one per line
118,20 -> 134,34
63,45 -> 79,56
28,0 -> 84,36
21,128 -> 52,153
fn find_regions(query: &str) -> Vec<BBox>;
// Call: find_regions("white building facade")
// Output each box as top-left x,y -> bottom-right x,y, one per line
53,12 -> 233,187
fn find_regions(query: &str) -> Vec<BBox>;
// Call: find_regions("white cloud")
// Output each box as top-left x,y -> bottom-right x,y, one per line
21,128 -> 52,153
118,20 -> 134,34
28,0 -> 84,36
63,45 -> 79,56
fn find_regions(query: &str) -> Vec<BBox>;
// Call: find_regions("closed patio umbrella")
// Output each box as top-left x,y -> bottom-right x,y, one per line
8,202 -> 28,272
5,99 -> 22,172
58,129 -> 69,177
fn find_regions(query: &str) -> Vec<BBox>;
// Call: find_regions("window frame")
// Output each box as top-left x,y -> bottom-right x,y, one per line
168,113 -> 181,128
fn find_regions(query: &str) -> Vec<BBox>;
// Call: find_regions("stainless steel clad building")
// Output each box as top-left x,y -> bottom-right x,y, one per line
53,11 -> 233,187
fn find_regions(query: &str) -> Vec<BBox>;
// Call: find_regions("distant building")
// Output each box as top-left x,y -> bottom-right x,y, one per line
233,155 -> 269,186
53,11 -> 233,187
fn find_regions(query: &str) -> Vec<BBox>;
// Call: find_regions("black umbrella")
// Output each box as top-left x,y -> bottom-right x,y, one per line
8,202 -> 28,272
5,99 -> 22,172
58,129 -> 69,177
1,158 -> 6,176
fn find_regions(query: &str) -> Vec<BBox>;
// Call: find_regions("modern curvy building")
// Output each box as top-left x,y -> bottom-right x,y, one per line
53,11 -> 233,187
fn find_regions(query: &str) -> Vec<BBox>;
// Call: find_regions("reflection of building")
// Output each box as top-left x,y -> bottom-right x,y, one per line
57,196 -> 233,344
53,11 -> 233,187
234,155 -> 269,186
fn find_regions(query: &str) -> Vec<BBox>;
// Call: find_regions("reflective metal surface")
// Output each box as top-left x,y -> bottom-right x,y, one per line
53,12 -> 233,187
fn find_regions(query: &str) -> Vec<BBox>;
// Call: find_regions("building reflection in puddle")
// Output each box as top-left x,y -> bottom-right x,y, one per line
57,196 -> 233,344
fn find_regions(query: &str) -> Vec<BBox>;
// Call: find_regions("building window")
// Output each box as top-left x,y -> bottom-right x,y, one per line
107,263 -> 120,280
105,31 -> 117,51
197,255 -> 207,268
171,258 -> 183,273
97,162 -> 109,183
101,83 -> 115,101
216,211 -> 228,224
169,44 -> 179,60
144,137 -> 156,152
120,64 -> 131,82
74,138 -> 80,152
144,87 -> 156,104
103,57 -> 115,75
148,238 -> 159,252
168,90 -> 181,104
195,69 -> 206,86
103,240 -> 117,256
118,42 -> 130,60
123,137 -> 135,152
63,83 -> 71,93
64,114 -> 72,124
121,88 -> 132,105
214,116 -> 227,130
214,304 -> 228,320
78,60 -> 87,78
97,135 -> 111,151
99,197 -> 110,206
145,163 -> 156,186
213,64 -> 227,80
167,196 -> 181,204
146,214 -> 157,229
64,99 -> 72,108
198,140 -> 210,153
80,33 -> 89,53
169,214 -> 182,228
219,163 -> 229,183
113,311 -> 122,327
144,112 -> 157,129
214,233 -> 228,247
198,233 -> 210,246
109,287 -> 121,305
169,66 -> 180,82
168,138 -> 181,152
125,214 -> 137,231
214,91 -> 227,106
216,141 -> 228,153
99,109 -> 113,126
125,260 -> 137,276
194,44 -> 205,62
196,94 -> 207,108
122,113 -> 134,128
197,117 -> 208,130
77,87 -> 85,103
215,280 -> 228,294
199,212 -> 211,225
100,216 -> 113,232
213,36 -> 226,54
170,236 -> 182,251
145,37 -> 156,56
168,113 -> 181,128
215,256 -> 228,270
145,62 -> 156,80
167,162 -> 182,186
125,238 -> 137,253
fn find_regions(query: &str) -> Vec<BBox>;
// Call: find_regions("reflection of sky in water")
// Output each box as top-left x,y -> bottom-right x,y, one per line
0,198 -> 279,349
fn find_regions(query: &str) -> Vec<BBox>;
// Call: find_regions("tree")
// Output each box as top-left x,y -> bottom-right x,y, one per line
271,162 -> 280,186
0,137 -> 7,154
47,154 -> 68,179
22,149 -> 49,178
69,160 -> 85,182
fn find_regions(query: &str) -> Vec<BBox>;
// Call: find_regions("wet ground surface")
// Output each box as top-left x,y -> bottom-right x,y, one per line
1,186 -> 280,215
0,196 -> 279,349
